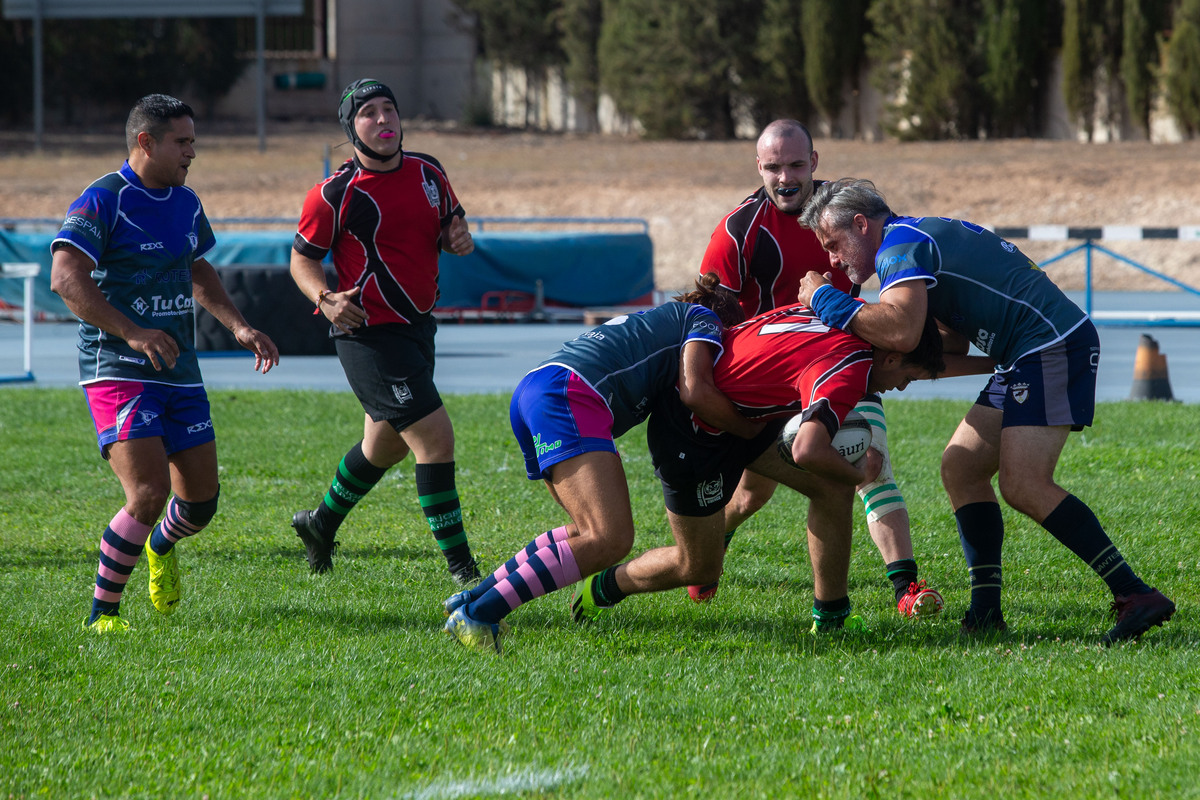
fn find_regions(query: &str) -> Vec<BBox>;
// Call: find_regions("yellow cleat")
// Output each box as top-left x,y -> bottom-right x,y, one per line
83,614 -> 131,634
144,540 -> 181,615
444,607 -> 507,654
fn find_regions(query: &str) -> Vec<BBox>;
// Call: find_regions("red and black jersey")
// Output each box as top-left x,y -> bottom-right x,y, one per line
294,153 -> 464,325
703,303 -> 873,436
700,184 -> 855,319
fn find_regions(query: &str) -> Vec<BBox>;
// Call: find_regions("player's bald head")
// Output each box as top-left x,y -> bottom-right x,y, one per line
757,119 -> 814,156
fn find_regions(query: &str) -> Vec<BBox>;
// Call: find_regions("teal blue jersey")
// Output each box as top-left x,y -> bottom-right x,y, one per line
52,161 -> 216,386
536,302 -> 724,438
876,216 -> 1089,371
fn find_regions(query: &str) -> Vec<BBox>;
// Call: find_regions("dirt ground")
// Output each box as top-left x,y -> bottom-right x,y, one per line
2,122 -> 1198,293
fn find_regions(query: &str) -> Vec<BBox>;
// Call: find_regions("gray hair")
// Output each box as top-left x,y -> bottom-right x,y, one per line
799,178 -> 892,232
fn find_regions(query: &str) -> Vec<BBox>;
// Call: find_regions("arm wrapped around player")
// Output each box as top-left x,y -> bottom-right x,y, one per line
809,284 -> 863,331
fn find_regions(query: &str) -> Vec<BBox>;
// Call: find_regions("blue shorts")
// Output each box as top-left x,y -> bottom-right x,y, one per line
975,324 -> 1099,429
510,365 -> 617,481
83,380 -> 215,458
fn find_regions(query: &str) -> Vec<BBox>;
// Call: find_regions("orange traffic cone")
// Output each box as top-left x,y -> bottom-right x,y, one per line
1129,333 -> 1175,401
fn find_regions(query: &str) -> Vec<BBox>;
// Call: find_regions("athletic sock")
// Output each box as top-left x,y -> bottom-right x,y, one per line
414,461 -> 475,574
812,596 -> 852,628
468,539 -> 581,624
886,558 -> 919,603
1041,494 -> 1149,597
955,501 -> 1005,620
149,493 -> 216,555
592,566 -> 626,607
315,441 -> 387,535
89,509 -> 152,624
468,526 -> 570,600
722,527 -> 738,549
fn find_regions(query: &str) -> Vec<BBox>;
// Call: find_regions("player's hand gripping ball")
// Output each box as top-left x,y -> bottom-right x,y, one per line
777,410 -> 873,468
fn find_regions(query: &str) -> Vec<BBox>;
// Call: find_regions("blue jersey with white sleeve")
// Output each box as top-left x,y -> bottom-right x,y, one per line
875,216 -> 1090,371
52,161 -> 216,386
535,302 -> 725,438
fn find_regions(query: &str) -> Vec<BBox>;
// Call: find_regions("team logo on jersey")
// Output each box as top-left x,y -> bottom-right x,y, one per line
188,232 -> 199,251
422,178 -> 440,207
1011,382 -> 1030,404
695,476 -> 725,509
132,297 -> 150,315
392,381 -> 413,405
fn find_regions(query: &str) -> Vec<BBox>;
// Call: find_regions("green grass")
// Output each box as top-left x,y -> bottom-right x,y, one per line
1,388 -> 1198,799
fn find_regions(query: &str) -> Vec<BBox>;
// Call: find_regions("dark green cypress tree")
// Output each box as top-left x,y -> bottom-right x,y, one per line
597,0 -> 756,139
802,0 -> 867,136
978,0 -> 1058,137
1121,0 -> 1170,136
559,0 -> 603,122
1062,0 -> 1103,140
866,0 -> 979,140
1165,0 -> 1200,136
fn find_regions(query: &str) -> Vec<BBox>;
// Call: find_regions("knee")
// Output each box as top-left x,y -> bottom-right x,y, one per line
729,485 -> 771,518
996,477 -> 1041,519
129,481 -> 173,520
175,488 -> 220,529
940,448 -> 968,493
578,525 -> 634,568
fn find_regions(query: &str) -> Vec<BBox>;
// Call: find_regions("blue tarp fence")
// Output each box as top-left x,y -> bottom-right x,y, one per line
0,225 -> 654,317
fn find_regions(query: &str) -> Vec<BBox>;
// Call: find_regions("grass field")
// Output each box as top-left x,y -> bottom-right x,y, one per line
1,388 -> 1197,799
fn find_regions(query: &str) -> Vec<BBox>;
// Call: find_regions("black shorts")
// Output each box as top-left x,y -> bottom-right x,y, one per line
335,319 -> 444,432
646,393 -> 784,517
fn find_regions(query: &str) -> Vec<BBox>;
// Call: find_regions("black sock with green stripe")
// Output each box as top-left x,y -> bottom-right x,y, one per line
592,567 -> 626,607
886,559 -> 919,603
314,441 -> 387,537
414,461 -> 475,574
811,596 -> 852,630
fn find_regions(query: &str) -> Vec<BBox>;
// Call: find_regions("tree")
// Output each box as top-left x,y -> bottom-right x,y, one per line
0,20 -> 33,125
597,0 -> 755,139
450,0 -> 565,126
1165,0 -> 1200,136
737,0 -> 810,128
866,0 -> 981,140
558,0 -> 604,128
1121,0 -> 1168,135
1062,0 -> 1097,138
977,0 -> 1058,137
801,0 -> 867,136
27,18 -> 248,126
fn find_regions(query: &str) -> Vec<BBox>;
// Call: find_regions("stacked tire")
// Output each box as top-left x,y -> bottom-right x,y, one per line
195,265 -> 337,356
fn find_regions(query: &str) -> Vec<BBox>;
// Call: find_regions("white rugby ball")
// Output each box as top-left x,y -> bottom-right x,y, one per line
777,409 -> 873,468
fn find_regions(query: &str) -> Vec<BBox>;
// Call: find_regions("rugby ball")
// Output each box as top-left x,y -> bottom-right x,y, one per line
777,410 -> 873,468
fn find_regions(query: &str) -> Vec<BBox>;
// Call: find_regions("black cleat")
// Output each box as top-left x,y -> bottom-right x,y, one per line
450,557 -> 481,587
292,509 -> 336,574
1102,588 -> 1175,645
960,608 -> 1008,635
